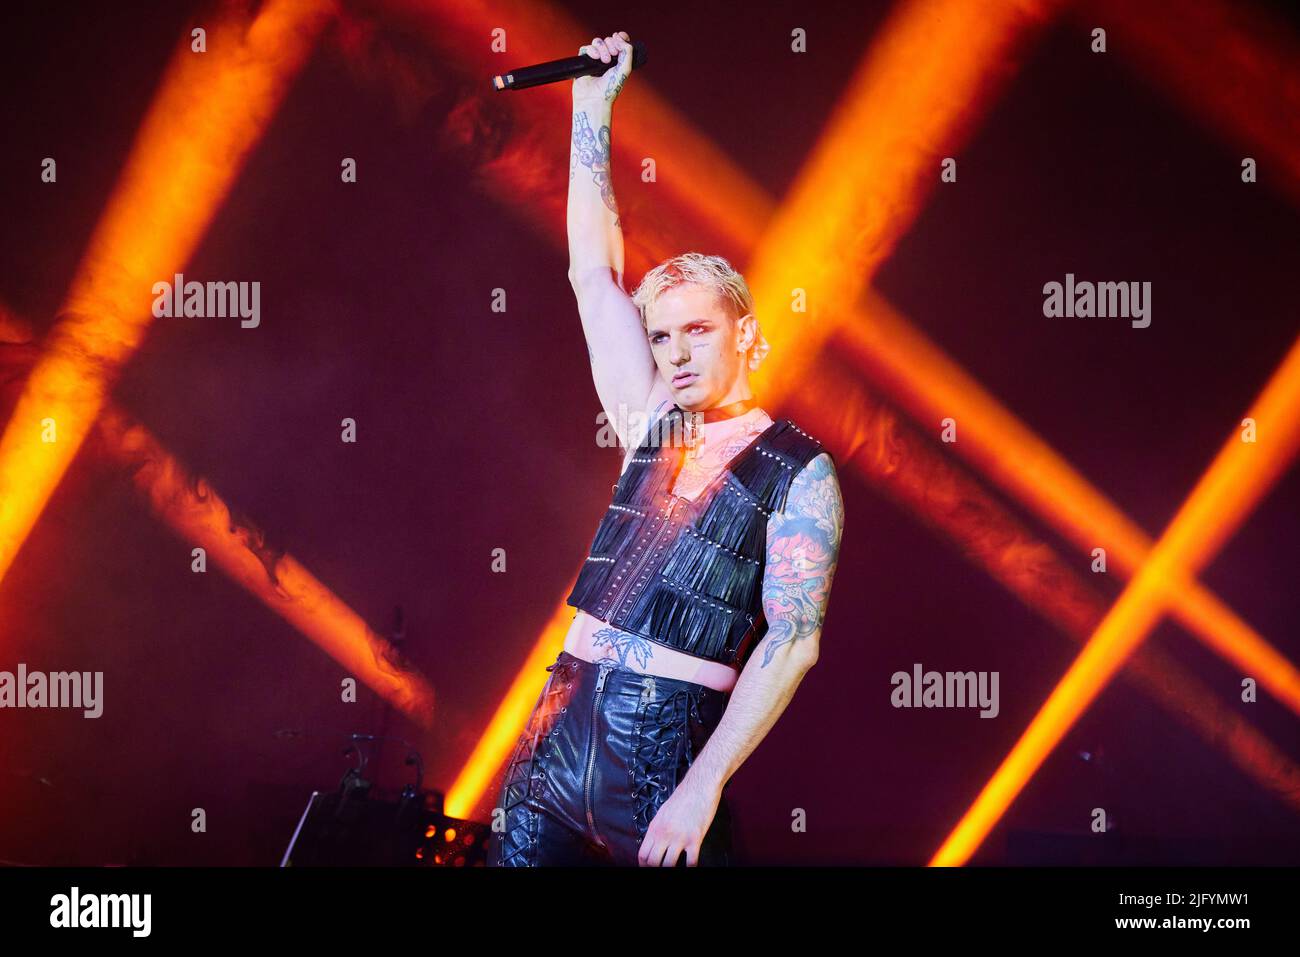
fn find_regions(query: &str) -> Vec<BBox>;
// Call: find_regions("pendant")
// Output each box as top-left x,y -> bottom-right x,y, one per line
683,411 -> 703,451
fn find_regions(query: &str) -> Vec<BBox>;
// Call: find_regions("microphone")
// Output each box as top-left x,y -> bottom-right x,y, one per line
492,40 -> 648,92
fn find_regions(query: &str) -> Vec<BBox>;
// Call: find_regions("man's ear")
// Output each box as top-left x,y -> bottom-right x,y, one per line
736,311 -> 757,351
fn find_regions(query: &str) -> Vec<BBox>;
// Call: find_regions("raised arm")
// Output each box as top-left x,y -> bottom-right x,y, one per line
637,452 -> 846,866
567,32 -> 660,449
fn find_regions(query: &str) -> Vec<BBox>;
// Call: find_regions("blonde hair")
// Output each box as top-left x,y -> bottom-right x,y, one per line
630,252 -> 771,372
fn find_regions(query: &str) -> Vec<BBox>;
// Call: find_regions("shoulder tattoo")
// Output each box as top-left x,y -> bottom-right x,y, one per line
760,452 -> 844,667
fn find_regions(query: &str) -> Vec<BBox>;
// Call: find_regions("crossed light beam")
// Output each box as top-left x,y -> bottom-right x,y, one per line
0,0 -> 436,727
927,0 -> 1300,863
933,339 -> 1300,863
0,0 -> 326,582
387,0 -> 1300,839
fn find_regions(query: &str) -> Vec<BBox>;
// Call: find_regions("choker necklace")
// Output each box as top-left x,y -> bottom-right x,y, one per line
675,397 -> 760,450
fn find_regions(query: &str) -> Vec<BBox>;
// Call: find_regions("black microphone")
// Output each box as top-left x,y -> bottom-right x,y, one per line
492,40 -> 647,92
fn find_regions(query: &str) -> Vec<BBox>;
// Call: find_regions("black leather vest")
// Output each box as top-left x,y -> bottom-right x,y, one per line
566,404 -> 828,669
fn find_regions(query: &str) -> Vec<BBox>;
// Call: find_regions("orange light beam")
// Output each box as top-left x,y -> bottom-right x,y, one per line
780,366 -> 1300,813
933,334 -> 1300,865
0,307 -> 435,728
745,0 -> 1063,403
0,0 -> 334,586
94,406 -> 436,728
377,0 -> 772,263
1078,0 -> 1300,209
836,291 -> 1300,716
442,591 -> 577,819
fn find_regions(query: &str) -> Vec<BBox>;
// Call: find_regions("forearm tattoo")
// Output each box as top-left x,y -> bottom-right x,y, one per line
760,452 -> 844,667
571,112 -> 618,216
591,625 -> 656,669
603,64 -> 628,102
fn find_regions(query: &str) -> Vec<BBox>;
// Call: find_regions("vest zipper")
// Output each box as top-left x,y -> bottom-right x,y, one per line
584,662 -> 614,846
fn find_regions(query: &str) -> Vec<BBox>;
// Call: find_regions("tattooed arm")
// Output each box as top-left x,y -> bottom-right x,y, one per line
638,453 -> 845,866
567,31 -> 660,449
754,451 -> 844,665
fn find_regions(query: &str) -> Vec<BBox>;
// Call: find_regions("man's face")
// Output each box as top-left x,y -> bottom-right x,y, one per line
646,283 -> 750,410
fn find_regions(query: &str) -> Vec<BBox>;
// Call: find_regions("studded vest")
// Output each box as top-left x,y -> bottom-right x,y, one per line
566,404 -> 829,669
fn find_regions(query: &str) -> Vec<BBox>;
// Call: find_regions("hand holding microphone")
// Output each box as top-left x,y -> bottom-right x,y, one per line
491,30 -> 644,101
572,31 -> 635,105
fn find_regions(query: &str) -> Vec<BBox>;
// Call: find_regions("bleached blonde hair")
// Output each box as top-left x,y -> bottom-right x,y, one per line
630,252 -> 771,372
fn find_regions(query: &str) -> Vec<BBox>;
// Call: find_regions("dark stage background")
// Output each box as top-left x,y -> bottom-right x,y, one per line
0,0 -> 1297,865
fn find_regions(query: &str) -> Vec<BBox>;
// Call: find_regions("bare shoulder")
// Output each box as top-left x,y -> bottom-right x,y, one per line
771,452 -> 844,550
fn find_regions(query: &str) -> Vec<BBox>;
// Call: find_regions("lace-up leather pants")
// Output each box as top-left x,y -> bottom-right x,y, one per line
491,650 -> 734,866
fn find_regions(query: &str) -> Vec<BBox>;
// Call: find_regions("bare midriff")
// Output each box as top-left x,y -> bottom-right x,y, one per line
563,611 -> 742,691
562,407 -> 773,694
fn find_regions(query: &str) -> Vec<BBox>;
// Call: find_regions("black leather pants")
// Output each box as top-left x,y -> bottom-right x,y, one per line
491,650 -> 734,866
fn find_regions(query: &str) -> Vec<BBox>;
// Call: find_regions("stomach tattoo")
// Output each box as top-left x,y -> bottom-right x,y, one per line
590,625 -> 656,670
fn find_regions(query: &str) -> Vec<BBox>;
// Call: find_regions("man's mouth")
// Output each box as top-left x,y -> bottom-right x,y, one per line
672,372 -> 698,386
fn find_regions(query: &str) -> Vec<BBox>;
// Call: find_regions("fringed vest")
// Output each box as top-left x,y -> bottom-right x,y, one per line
566,404 -> 828,669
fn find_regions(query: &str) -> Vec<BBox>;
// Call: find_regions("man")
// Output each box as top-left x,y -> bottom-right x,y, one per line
492,31 -> 844,867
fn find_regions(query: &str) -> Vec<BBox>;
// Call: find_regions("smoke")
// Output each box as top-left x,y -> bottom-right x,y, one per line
331,4 -> 445,126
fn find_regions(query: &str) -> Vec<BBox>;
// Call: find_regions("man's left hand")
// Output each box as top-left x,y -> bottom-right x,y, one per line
637,778 -> 721,867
